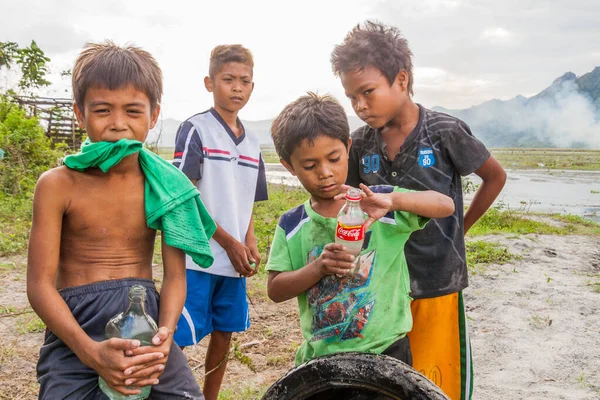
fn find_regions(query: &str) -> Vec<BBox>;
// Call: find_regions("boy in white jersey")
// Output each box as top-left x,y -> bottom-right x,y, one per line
266,92 -> 454,368
172,44 -> 268,400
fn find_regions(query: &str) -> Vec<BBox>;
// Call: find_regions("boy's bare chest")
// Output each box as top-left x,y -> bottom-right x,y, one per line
63,176 -> 153,242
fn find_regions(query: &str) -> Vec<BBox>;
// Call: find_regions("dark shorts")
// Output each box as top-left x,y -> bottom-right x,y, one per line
381,335 -> 412,367
37,278 -> 204,400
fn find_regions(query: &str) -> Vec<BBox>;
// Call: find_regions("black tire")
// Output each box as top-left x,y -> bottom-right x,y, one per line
262,352 -> 449,400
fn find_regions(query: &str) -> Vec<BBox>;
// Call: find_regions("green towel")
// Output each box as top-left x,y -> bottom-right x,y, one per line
63,139 -> 216,268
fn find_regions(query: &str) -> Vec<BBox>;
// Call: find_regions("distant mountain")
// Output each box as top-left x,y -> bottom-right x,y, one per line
433,66 -> 600,148
151,67 -> 600,149
149,114 -> 365,147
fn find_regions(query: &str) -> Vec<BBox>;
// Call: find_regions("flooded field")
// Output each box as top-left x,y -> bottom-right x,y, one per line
265,164 -> 600,222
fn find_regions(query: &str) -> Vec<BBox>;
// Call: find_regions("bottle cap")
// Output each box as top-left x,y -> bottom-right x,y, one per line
345,188 -> 362,201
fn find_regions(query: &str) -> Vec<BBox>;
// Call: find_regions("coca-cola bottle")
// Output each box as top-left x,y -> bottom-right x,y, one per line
335,187 -> 366,276
98,285 -> 158,400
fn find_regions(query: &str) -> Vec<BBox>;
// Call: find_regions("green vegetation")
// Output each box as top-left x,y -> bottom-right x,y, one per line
491,148 -> 600,171
230,340 -> 256,372
468,205 -> 600,237
261,148 -> 280,164
218,383 -> 271,400
253,184 -> 307,271
0,194 -> 32,255
0,96 -> 66,256
0,41 -> 51,92
0,42 -> 64,256
17,313 -> 45,334
466,240 -> 516,275
0,97 -> 65,196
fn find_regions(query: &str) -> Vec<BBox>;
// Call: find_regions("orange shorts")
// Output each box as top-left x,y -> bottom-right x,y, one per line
407,291 -> 473,400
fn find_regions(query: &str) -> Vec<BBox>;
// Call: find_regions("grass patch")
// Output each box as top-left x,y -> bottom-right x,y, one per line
230,340 -> 256,372
469,206 -> 600,237
491,148 -> 600,171
549,214 -> 600,235
469,207 -> 564,236
466,240 -> 514,265
0,194 -> 32,256
466,240 -> 516,275
17,313 -> 45,334
218,383 -> 271,400
253,184 -> 307,275
261,149 -> 279,164
0,262 -> 17,272
0,305 -> 17,314
266,354 -> 287,367
529,312 -> 552,329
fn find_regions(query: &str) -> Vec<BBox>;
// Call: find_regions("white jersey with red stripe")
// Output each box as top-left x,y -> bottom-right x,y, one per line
172,108 -> 268,277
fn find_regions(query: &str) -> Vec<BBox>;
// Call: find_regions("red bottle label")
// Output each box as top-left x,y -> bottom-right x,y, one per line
336,222 -> 365,241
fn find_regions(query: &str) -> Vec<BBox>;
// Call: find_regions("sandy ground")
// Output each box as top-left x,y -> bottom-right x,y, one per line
0,233 -> 599,399
467,234 -> 600,400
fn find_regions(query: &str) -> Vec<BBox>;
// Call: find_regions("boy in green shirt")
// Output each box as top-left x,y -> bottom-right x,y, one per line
266,92 -> 454,365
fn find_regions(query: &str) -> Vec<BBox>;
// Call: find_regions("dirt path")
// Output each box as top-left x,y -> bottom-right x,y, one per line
0,234 -> 599,399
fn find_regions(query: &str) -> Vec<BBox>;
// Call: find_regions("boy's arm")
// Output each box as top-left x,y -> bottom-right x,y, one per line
343,184 -> 454,230
213,224 -> 255,276
189,181 -> 254,276
157,239 -> 186,331
464,156 -> 507,234
267,243 -> 355,303
244,156 -> 269,274
386,188 -> 455,219
27,172 -> 163,396
245,214 -> 260,275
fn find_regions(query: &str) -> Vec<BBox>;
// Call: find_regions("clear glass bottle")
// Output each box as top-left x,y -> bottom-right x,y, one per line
98,285 -> 158,400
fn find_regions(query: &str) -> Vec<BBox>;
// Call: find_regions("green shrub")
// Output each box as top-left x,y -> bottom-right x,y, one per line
0,97 -> 66,196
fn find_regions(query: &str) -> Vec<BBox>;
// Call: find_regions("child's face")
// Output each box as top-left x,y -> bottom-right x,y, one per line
74,85 -> 160,143
340,66 -> 408,129
205,62 -> 254,114
281,135 -> 350,201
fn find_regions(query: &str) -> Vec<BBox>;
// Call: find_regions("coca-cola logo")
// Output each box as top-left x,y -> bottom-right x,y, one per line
336,223 -> 364,241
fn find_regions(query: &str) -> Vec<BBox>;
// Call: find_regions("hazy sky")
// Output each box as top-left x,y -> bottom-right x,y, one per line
1,0 -> 598,121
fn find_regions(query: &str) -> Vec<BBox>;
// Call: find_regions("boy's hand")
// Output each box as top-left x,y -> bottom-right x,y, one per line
246,240 -> 261,277
317,243 -> 355,277
225,238 -> 256,277
335,184 -> 392,230
122,327 -> 173,387
91,338 -> 164,395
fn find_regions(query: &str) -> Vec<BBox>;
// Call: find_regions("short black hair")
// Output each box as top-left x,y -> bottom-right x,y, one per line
72,41 -> 163,113
209,44 -> 254,78
271,92 -> 349,165
331,20 -> 414,95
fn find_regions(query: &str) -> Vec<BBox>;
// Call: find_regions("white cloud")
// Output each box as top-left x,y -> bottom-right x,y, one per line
481,27 -> 514,43
1,0 -> 598,121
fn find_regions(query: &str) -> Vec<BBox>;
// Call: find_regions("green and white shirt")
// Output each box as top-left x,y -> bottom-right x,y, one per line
266,185 -> 428,365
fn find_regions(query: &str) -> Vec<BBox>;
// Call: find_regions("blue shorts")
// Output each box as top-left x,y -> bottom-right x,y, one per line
174,271 -> 250,346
